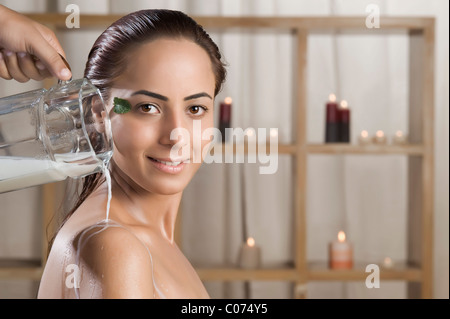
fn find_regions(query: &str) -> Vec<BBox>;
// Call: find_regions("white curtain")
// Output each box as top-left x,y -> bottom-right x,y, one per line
0,0 -> 448,299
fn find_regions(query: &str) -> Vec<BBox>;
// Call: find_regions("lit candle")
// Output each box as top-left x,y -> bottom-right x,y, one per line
269,128 -> 279,145
392,130 -> 407,145
325,93 -> 339,143
383,257 -> 394,269
338,100 -> 351,143
269,128 -> 278,139
238,237 -> 261,269
245,128 -> 256,140
219,97 -> 232,143
329,231 -> 353,269
359,130 -> 371,145
373,130 -> 387,144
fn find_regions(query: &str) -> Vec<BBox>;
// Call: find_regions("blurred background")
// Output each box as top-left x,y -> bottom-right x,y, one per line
0,0 -> 448,299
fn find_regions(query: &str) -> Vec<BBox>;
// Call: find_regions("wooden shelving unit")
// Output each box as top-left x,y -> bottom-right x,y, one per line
0,14 -> 434,299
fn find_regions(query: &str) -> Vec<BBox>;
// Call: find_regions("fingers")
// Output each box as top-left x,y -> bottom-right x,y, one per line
0,50 -> 28,82
0,9 -> 71,82
26,27 -> 72,81
33,58 -> 52,79
0,51 -> 12,80
17,52 -> 47,81
0,50 -> 50,82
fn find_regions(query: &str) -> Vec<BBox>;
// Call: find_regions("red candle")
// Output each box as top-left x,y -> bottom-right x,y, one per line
325,93 -> 339,143
338,100 -> 350,143
219,97 -> 232,142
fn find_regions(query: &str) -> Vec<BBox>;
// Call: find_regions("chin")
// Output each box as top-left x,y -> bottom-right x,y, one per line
146,180 -> 188,195
145,164 -> 201,195
138,170 -> 194,195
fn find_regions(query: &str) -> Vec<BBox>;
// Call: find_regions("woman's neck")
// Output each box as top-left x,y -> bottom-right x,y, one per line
105,162 -> 183,244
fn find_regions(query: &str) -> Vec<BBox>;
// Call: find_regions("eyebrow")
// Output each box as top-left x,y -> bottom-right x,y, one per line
132,90 -> 168,101
131,90 -> 212,102
184,92 -> 213,101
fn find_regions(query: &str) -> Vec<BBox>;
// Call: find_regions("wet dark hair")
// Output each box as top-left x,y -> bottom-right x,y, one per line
86,9 -> 226,100
48,9 -> 226,253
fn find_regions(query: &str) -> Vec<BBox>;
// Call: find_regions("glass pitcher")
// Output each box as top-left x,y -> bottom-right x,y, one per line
0,78 -> 113,193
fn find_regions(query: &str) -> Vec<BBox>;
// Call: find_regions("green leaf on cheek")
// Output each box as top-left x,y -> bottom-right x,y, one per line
113,97 -> 132,114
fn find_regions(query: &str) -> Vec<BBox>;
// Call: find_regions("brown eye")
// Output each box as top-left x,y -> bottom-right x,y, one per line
140,104 -> 159,114
190,106 -> 200,114
189,105 -> 207,116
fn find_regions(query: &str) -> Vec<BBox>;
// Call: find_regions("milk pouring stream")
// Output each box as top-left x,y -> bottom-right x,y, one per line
0,78 -> 113,193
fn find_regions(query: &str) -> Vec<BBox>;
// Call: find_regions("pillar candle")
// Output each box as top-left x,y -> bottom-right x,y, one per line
383,257 -> 394,269
393,130 -> 407,145
338,100 -> 351,143
358,130 -> 371,145
219,97 -> 232,143
329,231 -> 353,269
373,130 -> 387,144
325,94 -> 339,143
238,237 -> 261,269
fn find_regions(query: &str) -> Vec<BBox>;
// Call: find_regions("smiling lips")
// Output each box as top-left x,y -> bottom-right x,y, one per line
147,156 -> 190,174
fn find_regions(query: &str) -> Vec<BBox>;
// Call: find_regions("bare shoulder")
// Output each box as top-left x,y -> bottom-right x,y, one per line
74,222 -> 155,298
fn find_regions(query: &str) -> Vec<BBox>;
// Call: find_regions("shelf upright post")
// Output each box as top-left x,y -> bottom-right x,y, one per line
293,26 -> 308,299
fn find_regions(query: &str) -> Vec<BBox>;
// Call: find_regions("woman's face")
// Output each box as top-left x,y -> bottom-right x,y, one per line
108,38 -> 216,195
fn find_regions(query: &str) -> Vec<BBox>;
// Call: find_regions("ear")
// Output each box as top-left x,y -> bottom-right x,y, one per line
91,95 -> 107,134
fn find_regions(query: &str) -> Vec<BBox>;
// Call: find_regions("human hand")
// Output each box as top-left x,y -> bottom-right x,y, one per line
0,5 -> 72,82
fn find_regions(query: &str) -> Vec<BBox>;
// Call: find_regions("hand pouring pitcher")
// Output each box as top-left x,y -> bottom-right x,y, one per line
0,56 -> 113,193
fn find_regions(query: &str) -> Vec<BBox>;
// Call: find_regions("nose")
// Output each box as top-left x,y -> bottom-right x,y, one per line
158,109 -> 189,149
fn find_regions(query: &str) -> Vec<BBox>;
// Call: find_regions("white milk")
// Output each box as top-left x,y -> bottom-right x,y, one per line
0,156 -> 99,193
103,166 -> 112,221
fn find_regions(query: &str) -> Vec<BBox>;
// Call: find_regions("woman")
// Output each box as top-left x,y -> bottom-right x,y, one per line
37,9 -> 226,299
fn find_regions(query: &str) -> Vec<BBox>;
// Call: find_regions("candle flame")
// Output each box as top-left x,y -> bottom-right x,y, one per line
246,128 -> 255,137
361,130 -> 369,138
329,93 -> 336,102
384,257 -> 393,266
340,100 -> 348,109
224,97 -> 232,104
247,237 -> 255,247
337,231 -> 346,242
395,130 -> 403,137
270,128 -> 278,137
376,130 -> 385,137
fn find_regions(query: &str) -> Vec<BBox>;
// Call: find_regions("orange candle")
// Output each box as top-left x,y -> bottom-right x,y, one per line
329,231 -> 353,269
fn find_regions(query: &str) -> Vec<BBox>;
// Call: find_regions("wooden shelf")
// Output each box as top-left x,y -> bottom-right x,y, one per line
210,143 -> 425,156
195,266 -> 298,282
195,261 -> 422,282
306,143 -> 425,155
307,261 -> 422,282
0,259 -> 42,280
210,142 -> 295,155
24,14 -> 434,31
